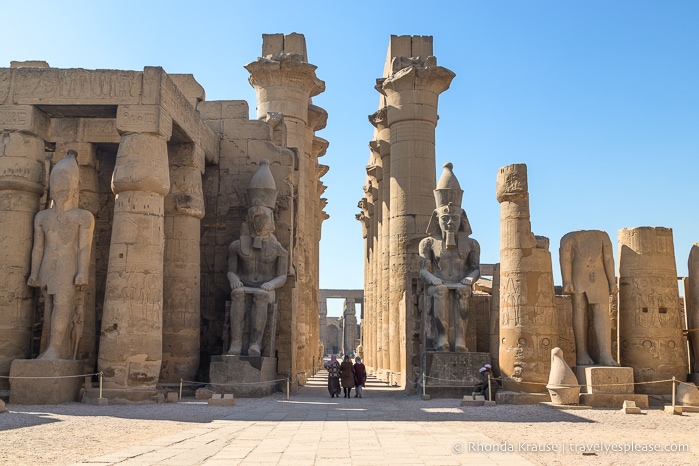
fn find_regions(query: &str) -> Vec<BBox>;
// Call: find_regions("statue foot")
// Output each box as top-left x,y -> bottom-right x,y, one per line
37,347 -> 61,360
248,344 -> 261,357
436,342 -> 450,352
599,355 -> 620,367
455,345 -> 468,353
226,346 -> 241,356
576,353 -> 595,366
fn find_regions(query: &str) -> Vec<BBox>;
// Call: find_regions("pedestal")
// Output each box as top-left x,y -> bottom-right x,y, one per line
9,359 -> 83,404
422,352 -> 490,398
575,366 -> 634,394
208,355 -> 278,397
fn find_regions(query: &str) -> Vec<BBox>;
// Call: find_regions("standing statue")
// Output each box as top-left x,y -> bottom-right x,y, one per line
227,159 -> 288,357
27,150 -> 95,360
559,230 -> 619,366
419,163 -> 480,352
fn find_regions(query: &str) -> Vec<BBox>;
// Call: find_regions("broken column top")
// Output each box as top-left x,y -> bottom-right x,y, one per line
262,33 -> 308,62
383,35 -> 434,77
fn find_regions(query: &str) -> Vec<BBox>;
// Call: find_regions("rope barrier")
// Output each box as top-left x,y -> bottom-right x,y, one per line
421,374 -> 693,390
180,378 -> 287,387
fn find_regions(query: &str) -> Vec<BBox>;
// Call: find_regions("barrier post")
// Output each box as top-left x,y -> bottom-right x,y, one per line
422,372 -> 426,397
672,376 -> 676,408
179,378 -> 183,401
99,371 -> 103,399
488,374 -> 492,401
287,378 -> 290,400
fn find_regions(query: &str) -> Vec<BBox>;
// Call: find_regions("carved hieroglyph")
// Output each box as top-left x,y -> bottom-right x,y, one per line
419,162 -> 480,352
560,230 -> 619,366
227,159 -> 288,357
618,227 -> 688,394
27,150 -> 95,360
496,164 -> 558,392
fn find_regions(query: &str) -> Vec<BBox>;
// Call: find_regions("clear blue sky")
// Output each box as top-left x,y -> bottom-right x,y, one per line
3,1 -> 698,318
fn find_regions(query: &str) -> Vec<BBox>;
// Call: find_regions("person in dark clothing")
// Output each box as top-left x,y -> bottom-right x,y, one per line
353,356 -> 367,398
340,354 -> 355,398
324,355 -> 341,397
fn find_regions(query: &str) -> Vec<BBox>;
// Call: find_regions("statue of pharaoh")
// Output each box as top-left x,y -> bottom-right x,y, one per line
419,163 -> 481,352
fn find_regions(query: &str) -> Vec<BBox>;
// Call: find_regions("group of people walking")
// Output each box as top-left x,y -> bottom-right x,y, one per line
324,354 -> 366,398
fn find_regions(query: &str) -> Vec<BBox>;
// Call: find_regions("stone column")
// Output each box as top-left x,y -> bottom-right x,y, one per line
98,104 -> 171,393
0,105 -> 48,389
380,56 -> 454,385
496,164 -> 558,392
319,299 -> 327,353
357,197 -> 373,365
246,33 -> 325,382
344,299 -> 357,355
618,227 -> 688,394
160,143 -> 204,384
688,244 -> 699,383
54,142 -> 99,371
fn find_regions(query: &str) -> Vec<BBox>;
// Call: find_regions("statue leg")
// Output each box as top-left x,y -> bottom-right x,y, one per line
572,293 -> 594,365
39,291 -> 74,360
432,285 -> 450,351
39,290 -> 52,355
248,289 -> 272,357
454,287 -> 470,352
227,288 -> 246,355
592,303 -> 619,366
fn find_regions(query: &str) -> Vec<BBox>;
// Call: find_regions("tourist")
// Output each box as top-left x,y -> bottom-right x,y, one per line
324,355 -> 341,397
340,354 -> 355,398
353,356 -> 366,398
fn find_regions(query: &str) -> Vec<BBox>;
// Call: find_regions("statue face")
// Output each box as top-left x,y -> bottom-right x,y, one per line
439,214 -> 461,234
248,205 -> 275,237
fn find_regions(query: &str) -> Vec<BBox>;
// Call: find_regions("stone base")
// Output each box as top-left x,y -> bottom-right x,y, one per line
166,391 -> 179,403
575,366 -> 634,394
9,359 -> 83,404
496,391 -> 551,405
422,351 -> 490,399
622,400 -> 642,414
579,393 -> 648,409
664,405 -> 683,415
209,355 -> 279,397
195,388 -> 214,399
208,394 -> 236,406
82,388 -> 164,404
0,399 -> 6,413
461,395 -> 485,407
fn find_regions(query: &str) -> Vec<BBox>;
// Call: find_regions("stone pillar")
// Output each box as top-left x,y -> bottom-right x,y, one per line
489,263 -> 501,378
688,244 -> 699,381
357,196 -> 373,366
379,47 -> 454,386
618,227 -> 688,394
246,33 -> 325,382
54,142 -> 99,371
319,299 -> 327,353
98,104 -> 171,392
496,164 -> 558,392
160,143 -> 204,384
344,299 -> 357,355
0,105 -> 48,389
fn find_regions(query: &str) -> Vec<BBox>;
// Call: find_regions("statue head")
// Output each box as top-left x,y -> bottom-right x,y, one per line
49,150 -> 80,211
426,162 -> 472,242
247,159 -> 278,210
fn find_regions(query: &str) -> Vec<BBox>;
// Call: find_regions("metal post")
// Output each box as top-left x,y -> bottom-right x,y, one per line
179,378 -> 183,401
422,372 -> 426,397
99,371 -> 103,399
286,378 -> 290,400
672,376 -> 676,408
488,374 -> 492,401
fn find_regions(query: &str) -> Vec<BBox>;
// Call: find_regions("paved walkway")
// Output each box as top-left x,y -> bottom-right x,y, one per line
75,370 -> 534,466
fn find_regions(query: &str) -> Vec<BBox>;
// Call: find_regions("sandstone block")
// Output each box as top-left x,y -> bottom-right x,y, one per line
578,366 -> 634,394
621,400 -> 642,414
10,359 -> 83,404
208,393 -> 236,406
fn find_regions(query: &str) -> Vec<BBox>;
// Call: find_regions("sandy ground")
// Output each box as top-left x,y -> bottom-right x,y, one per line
1,379 -> 698,466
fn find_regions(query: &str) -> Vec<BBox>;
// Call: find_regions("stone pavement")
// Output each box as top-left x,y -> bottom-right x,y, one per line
75,370 -> 534,466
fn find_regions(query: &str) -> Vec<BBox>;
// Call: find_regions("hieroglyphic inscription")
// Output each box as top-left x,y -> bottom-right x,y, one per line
11,69 -> 142,104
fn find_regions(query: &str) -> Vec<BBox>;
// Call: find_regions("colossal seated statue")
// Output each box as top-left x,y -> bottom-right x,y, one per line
27,150 -> 94,360
226,160 -> 288,357
419,163 -> 480,352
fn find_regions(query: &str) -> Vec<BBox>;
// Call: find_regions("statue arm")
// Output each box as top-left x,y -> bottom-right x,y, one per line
602,234 -> 618,294
75,211 -> 95,286
27,214 -> 45,287
559,235 -> 574,294
262,246 -> 288,291
227,241 -> 243,289
462,239 -> 481,285
419,239 -> 441,286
